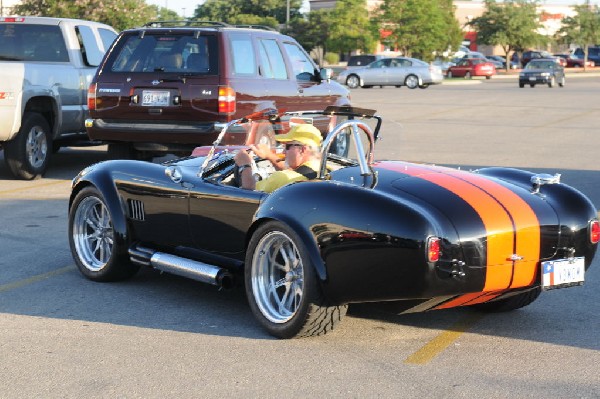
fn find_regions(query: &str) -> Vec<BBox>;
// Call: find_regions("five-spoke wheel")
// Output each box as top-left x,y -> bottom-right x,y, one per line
69,187 -> 139,281
245,221 -> 347,338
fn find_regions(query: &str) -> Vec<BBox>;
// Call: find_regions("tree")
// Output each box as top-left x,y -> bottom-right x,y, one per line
327,0 -> 379,58
13,0 -> 164,31
285,9 -> 335,65
193,0 -> 303,26
377,0 -> 462,61
557,1 -> 600,70
469,0 -> 543,70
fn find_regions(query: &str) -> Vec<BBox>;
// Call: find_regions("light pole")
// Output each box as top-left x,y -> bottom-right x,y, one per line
286,0 -> 290,28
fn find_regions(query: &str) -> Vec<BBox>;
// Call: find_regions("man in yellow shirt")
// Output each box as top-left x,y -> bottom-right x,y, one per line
234,124 -> 322,193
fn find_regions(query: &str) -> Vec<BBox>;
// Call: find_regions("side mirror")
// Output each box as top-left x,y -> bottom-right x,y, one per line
320,68 -> 333,82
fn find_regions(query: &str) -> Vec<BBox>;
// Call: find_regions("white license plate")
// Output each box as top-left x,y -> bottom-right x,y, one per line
529,77 -> 536,81
142,90 -> 170,106
541,257 -> 585,290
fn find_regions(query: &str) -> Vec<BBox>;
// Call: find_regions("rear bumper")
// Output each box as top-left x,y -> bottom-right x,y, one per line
85,118 -> 247,146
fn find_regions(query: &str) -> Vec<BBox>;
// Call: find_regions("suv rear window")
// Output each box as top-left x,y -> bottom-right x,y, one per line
109,33 -> 218,74
0,24 -> 69,62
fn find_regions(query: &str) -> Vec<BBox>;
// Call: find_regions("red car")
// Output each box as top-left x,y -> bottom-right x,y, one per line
447,58 -> 496,79
554,54 -> 595,68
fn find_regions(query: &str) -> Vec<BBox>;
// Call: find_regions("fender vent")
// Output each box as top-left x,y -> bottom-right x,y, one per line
127,199 -> 145,221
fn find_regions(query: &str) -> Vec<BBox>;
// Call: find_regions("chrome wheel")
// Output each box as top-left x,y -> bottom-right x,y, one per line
72,196 -> 114,272
346,75 -> 360,89
25,125 -> 48,169
405,74 -> 419,89
251,231 -> 304,323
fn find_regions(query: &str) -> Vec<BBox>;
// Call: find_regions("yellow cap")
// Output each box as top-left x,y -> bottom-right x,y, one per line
275,124 -> 322,147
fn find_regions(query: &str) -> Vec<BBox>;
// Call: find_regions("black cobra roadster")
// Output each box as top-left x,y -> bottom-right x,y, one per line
68,106 -> 599,338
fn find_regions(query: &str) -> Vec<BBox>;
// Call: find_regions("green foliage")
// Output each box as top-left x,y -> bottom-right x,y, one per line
324,52 -> 340,65
469,0 -> 544,64
557,1 -> 600,67
285,9 -> 335,62
378,0 -> 463,61
327,0 -> 379,56
194,0 -> 303,25
13,0 -> 166,31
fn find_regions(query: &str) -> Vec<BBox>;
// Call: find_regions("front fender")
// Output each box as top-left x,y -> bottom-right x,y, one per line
70,161 -> 129,250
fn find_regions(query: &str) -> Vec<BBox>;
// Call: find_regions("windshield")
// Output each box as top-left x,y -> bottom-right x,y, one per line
197,107 -> 382,180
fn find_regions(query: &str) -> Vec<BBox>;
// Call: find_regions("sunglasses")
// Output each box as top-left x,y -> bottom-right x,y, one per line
285,143 -> 304,150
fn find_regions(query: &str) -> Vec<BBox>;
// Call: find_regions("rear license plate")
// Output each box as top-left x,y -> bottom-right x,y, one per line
541,257 -> 585,290
142,90 -> 170,106
529,77 -> 536,81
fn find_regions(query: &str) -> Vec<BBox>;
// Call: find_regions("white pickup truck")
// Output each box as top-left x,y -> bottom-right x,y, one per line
0,16 -> 117,179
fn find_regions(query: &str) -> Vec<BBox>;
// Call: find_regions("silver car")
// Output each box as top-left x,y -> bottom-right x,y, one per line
337,57 -> 444,89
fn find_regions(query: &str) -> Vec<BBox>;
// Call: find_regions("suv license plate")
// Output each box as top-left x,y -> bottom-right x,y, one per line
142,90 -> 170,106
541,257 -> 585,290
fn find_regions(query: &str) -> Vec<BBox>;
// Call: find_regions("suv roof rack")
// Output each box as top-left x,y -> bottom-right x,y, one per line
143,20 -> 231,28
233,24 -> 278,32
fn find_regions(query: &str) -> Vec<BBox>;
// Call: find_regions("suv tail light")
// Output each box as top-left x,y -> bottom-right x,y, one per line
591,220 -> 600,244
218,86 -> 236,114
88,83 -> 97,111
427,237 -> 441,262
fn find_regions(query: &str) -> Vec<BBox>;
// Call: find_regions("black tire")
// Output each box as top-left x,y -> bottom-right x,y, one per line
4,112 -> 51,180
472,288 -> 541,312
486,75 -> 492,80
530,83 -> 535,88
245,221 -> 347,338
404,74 -> 419,89
519,82 -> 525,88
69,186 -> 139,282
346,74 -> 360,89
418,84 -> 429,89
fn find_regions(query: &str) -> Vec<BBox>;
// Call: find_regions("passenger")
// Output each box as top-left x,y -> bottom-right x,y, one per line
234,124 -> 322,193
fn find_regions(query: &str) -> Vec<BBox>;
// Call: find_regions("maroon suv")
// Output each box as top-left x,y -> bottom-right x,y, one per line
86,21 -> 351,159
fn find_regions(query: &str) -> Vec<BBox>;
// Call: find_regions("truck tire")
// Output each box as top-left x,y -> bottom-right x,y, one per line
4,112 -> 52,180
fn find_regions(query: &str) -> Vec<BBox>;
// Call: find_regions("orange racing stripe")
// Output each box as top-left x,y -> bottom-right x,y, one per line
378,162 -> 541,298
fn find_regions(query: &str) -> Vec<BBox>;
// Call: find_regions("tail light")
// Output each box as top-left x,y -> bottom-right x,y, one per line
218,86 -> 236,114
591,220 -> 600,244
87,83 -> 97,111
427,237 -> 441,262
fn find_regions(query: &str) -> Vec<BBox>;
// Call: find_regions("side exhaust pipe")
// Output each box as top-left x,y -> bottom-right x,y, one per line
129,247 -> 234,289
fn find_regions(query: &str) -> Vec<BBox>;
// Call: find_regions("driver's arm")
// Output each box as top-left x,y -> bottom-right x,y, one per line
250,143 -> 286,170
234,150 -> 257,190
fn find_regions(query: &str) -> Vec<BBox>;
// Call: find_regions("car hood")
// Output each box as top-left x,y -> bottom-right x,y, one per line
521,68 -> 557,73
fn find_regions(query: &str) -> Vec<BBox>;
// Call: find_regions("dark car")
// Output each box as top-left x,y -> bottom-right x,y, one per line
573,46 -> 600,66
68,106 -> 599,339
346,54 -> 384,69
519,59 -> 565,88
85,21 -> 350,160
521,50 -> 556,67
